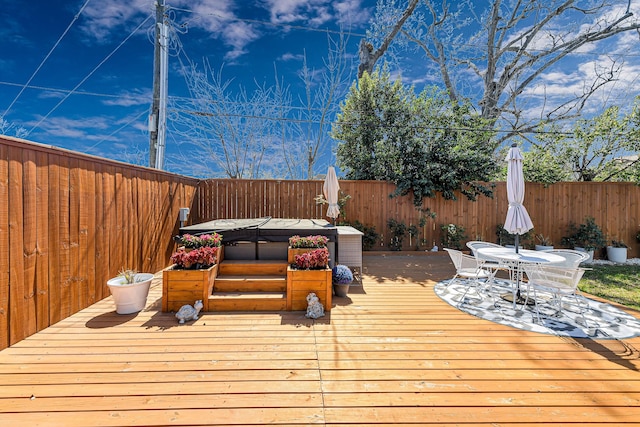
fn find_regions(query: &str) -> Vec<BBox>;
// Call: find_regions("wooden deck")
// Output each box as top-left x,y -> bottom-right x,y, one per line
1,252 -> 640,426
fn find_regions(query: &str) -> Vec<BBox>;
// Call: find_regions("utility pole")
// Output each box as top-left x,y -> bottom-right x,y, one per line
149,0 -> 168,169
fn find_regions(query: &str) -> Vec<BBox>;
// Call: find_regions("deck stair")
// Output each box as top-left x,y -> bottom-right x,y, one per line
209,260 -> 289,311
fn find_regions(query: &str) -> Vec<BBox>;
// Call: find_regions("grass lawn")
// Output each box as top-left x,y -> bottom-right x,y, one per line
581,264 -> 640,311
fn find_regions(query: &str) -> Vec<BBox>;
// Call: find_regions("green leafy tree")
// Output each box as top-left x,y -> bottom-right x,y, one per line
332,69 -> 498,206
529,100 -> 640,183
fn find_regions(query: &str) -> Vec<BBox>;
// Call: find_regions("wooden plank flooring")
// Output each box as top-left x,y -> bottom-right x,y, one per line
1,252 -> 640,426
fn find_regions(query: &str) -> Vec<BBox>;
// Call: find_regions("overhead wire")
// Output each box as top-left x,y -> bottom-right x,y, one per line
25,13 -> 154,136
1,0 -> 93,120
85,109 -> 149,153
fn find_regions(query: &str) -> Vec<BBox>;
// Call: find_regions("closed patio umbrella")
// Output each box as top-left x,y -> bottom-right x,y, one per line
323,166 -> 340,221
504,144 -> 534,253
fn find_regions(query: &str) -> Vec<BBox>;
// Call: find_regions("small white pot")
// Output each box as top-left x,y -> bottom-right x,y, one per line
107,273 -> 154,314
535,245 -> 554,251
606,246 -> 628,263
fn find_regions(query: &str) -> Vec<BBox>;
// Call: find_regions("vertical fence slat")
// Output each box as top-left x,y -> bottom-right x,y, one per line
8,146 -> 26,345
35,151 -> 50,331
59,155 -> 72,321
0,143 -> 8,348
22,149 -> 38,337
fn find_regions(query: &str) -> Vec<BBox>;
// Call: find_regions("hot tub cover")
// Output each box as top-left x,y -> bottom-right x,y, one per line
179,217 -> 337,243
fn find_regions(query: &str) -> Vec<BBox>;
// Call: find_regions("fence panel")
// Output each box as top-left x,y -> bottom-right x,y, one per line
192,179 -> 640,259
0,136 -> 198,350
2,134 -> 639,351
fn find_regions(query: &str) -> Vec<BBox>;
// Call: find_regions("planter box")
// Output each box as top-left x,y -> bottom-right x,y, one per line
288,247 -> 317,263
162,264 -> 217,312
287,266 -> 332,312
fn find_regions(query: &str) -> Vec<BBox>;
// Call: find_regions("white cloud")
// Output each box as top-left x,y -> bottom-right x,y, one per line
79,0 -> 152,43
279,52 -> 304,61
102,89 -> 151,107
264,0 -> 370,27
28,115 -> 111,140
333,0 -> 371,27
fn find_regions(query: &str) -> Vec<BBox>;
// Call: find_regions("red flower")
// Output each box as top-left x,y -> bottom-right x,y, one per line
170,246 -> 219,269
293,248 -> 329,269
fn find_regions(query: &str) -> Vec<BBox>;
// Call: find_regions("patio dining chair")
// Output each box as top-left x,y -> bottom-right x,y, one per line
543,249 -> 591,267
521,263 -> 588,325
466,241 -> 514,288
444,248 -> 495,305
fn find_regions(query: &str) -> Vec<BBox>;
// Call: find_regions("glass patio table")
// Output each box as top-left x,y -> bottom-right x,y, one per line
476,247 -> 566,307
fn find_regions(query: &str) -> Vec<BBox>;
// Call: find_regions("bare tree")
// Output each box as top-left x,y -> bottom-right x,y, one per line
168,62 -> 292,178
363,0 -> 640,144
167,30 -> 352,179
296,31 -> 354,178
358,0 -> 419,78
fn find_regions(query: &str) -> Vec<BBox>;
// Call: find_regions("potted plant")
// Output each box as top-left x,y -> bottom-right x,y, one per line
607,240 -> 628,263
288,235 -> 328,263
177,232 -> 222,249
107,268 -> 154,315
162,236 -> 223,313
561,217 -> 606,262
534,234 -> 554,251
287,247 -> 332,311
332,264 -> 354,297
441,223 -> 467,250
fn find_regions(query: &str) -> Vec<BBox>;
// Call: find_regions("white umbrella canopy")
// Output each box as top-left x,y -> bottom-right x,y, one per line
323,166 -> 340,220
504,144 -> 534,252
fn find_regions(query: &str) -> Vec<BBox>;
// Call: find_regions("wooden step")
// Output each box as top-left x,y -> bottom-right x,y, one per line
214,276 -> 287,293
208,292 -> 287,311
218,260 -> 288,276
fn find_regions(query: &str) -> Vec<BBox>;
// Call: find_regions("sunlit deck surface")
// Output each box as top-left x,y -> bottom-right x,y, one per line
2,253 -> 640,426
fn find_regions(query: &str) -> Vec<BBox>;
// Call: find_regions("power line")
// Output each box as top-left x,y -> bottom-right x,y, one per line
169,107 -> 582,137
26,14 -> 153,136
1,0 -> 93,120
169,6 -> 366,38
86,109 -> 149,152
0,80 -> 148,101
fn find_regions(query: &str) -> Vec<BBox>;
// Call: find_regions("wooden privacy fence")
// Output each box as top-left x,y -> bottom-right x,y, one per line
2,134 -> 639,350
0,136 -> 198,349
194,179 -> 640,258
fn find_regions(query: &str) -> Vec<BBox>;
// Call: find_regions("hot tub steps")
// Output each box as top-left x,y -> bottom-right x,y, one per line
208,292 -> 287,311
209,260 -> 288,311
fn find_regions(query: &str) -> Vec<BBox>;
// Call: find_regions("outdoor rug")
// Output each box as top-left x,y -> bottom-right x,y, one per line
434,278 -> 640,339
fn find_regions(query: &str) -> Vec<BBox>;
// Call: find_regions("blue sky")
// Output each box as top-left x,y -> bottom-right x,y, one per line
0,0 -> 373,175
1,0 -> 639,178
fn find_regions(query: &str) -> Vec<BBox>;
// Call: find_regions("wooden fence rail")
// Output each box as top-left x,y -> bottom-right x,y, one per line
2,135 -> 639,350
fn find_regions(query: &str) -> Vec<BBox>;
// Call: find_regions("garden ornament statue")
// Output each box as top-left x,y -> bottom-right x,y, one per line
305,292 -> 325,319
176,300 -> 204,324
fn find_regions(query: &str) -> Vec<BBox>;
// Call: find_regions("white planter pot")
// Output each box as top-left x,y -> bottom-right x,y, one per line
107,273 -> 154,314
574,247 -> 594,263
606,246 -> 628,263
535,245 -> 554,251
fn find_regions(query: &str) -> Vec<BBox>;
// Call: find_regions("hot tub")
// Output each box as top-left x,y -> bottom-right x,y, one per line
178,217 -> 337,261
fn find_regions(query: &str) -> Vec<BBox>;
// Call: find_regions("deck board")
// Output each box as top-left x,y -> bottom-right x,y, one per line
1,253 -> 640,426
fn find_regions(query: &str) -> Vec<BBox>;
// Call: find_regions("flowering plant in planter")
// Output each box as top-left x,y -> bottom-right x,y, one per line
293,248 -> 329,269
170,246 -> 219,270
332,265 -> 353,285
178,232 -> 222,249
289,235 -> 328,249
